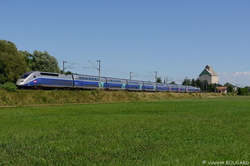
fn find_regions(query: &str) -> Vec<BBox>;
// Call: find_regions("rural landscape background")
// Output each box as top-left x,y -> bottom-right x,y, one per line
1,0 -> 250,165
0,41 -> 249,164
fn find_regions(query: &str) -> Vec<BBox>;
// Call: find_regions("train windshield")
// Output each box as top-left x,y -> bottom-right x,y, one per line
20,72 -> 33,79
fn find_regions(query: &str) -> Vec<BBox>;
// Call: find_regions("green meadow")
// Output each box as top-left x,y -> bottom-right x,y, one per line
0,97 -> 249,165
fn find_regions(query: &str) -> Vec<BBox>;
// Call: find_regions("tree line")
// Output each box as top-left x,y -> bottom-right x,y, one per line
181,78 -> 250,95
181,78 -> 227,93
0,39 -> 60,84
156,74 -> 249,95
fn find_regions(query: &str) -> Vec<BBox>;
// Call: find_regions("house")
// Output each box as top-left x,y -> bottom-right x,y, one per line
199,65 -> 219,84
216,87 -> 227,93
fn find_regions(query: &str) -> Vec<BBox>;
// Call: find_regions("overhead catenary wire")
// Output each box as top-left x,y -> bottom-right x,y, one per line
60,60 -> 178,83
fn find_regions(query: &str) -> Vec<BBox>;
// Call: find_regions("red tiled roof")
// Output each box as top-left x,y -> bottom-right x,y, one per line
216,87 -> 227,91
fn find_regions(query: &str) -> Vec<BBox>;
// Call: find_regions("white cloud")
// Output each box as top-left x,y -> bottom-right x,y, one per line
218,71 -> 250,87
233,71 -> 250,76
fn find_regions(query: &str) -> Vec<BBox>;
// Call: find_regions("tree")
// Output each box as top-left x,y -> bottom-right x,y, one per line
19,50 -> 33,71
195,79 -> 202,88
169,81 -> 177,85
191,79 -> 196,87
0,40 -> 27,83
182,78 -> 191,86
244,86 -> 250,93
30,50 -> 60,73
64,71 -> 73,75
237,88 -> 248,95
224,82 -> 234,93
156,77 -> 162,83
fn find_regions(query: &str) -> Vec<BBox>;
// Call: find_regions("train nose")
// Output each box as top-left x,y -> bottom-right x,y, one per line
16,79 -> 25,86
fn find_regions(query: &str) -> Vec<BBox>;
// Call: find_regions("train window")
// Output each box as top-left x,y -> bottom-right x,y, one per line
129,81 -> 139,84
41,73 -> 59,77
144,83 -> 153,85
20,73 -> 31,78
108,79 -> 122,83
86,84 -> 98,87
20,71 -> 35,78
110,85 -> 121,88
78,76 -> 99,81
129,86 -> 139,89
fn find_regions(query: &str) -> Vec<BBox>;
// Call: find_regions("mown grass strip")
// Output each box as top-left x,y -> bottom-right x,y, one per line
0,89 -> 228,106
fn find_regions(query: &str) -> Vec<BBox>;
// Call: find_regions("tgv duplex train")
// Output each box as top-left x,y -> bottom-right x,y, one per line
16,71 -> 201,92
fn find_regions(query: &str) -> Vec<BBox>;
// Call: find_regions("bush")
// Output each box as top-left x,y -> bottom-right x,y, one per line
237,88 -> 248,95
0,82 -> 17,92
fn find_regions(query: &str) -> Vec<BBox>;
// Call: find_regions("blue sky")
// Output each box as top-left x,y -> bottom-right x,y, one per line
1,0 -> 250,86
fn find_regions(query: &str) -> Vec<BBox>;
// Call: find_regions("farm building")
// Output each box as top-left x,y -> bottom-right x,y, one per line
216,87 -> 227,93
199,65 -> 219,84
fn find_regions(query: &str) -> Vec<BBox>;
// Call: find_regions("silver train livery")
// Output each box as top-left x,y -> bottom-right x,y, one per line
16,71 -> 201,92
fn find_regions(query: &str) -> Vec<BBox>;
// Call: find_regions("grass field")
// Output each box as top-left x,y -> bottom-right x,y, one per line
0,97 -> 249,165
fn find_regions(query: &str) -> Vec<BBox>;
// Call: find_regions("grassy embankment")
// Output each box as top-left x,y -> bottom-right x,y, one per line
0,96 -> 249,165
0,89 -> 230,106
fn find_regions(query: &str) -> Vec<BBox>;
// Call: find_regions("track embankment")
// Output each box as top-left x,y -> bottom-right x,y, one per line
0,90 -> 230,107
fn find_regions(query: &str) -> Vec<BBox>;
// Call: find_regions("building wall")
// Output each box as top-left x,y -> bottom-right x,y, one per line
199,75 -> 212,84
211,76 -> 219,84
199,75 -> 218,84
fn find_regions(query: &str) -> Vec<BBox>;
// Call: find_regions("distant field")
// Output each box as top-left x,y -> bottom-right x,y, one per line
0,97 -> 249,165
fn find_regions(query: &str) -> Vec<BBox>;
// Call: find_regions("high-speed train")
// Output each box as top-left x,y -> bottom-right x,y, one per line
16,71 -> 201,92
